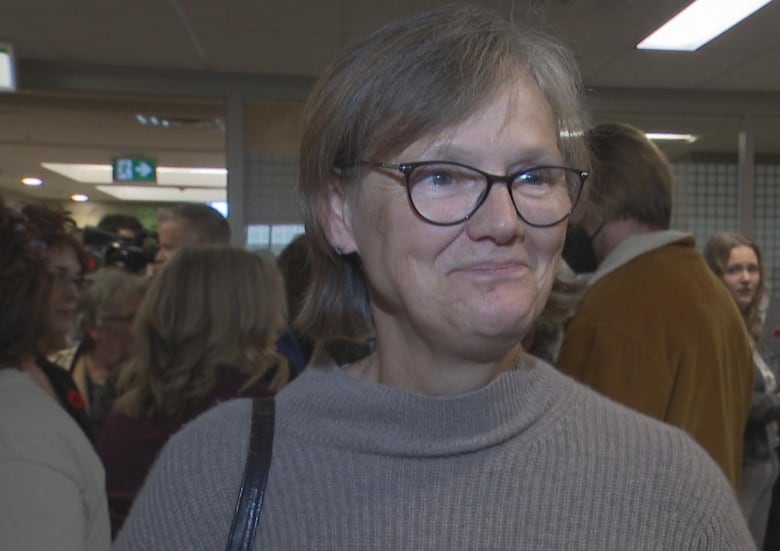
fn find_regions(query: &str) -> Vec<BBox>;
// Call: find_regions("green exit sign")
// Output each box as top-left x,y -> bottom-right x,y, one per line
112,157 -> 157,182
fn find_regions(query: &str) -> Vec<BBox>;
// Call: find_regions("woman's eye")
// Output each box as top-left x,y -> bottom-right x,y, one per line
516,168 -> 557,187
518,171 -> 544,185
429,171 -> 454,186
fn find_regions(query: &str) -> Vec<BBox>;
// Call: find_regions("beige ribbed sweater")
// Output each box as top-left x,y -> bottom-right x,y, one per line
115,354 -> 753,550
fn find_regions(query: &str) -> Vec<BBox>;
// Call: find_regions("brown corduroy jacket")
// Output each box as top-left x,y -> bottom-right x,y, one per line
558,233 -> 753,489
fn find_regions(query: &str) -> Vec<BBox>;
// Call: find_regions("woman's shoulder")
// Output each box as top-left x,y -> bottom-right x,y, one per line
549,362 -> 735,482
171,397 -> 254,454
0,368 -> 103,486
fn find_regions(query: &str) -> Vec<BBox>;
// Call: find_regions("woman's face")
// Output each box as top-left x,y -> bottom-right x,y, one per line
88,293 -> 142,370
722,245 -> 760,313
326,76 -> 568,364
46,245 -> 83,339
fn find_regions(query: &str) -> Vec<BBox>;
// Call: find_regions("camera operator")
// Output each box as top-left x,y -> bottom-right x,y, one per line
97,215 -> 145,247
83,215 -> 158,276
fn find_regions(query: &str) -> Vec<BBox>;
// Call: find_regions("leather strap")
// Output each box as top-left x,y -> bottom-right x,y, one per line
225,397 -> 275,551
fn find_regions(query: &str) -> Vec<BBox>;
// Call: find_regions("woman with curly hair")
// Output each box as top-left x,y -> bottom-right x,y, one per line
97,245 -> 289,537
22,204 -> 94,439
0,197 -> 110,550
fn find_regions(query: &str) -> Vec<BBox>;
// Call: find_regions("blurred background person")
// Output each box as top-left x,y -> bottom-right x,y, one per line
51,267 -> 147,436
81,213 -> 158,275
22,203 -> 94,440
23,204 -> 91,355
276,232 -> 315,366
97,213 -> 145,245
0,197 -> 110,550
151,203 -> 305,373
152,203 -> 230,270
705,232 -> 780,549
556,122 -> 753,489
97,246 -> 289,537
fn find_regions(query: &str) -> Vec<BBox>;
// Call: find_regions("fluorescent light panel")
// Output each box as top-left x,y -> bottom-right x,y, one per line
645,132 -> 699,143
41,162 -> 226,187
637,0 -> 772,51
96,185 -> 226,203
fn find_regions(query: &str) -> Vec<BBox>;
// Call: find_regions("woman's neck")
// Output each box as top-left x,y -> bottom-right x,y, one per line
346,343 -> 523,396
84,350 -> 112,385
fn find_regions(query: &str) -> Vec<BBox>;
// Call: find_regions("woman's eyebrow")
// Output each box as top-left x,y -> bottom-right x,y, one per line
416,143 -> 561,167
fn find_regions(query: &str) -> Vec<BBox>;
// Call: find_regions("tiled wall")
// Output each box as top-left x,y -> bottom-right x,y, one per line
755,164 -> 780,297
672,162 -> 779,297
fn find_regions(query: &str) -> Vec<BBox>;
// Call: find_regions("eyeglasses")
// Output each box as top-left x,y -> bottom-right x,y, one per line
49,268 -> 85,290
359,161 -> 588,227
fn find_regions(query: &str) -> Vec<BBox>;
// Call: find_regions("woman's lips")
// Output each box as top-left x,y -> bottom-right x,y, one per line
455,261 -> 529,278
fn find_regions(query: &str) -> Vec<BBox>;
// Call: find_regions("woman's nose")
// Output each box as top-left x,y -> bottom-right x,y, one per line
466,183 -> 523,243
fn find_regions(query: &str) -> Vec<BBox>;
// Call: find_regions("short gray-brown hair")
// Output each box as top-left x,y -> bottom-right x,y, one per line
297,5 -> 590,341
76,267 -> 147,347
585,122 -> 673,229
158,203 -> 230,245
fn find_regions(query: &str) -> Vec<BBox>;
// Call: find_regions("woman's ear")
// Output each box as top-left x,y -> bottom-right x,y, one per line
323,183 -> 358,255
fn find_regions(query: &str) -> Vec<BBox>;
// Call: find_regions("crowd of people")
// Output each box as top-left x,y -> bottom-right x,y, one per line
1,5 -> 778,550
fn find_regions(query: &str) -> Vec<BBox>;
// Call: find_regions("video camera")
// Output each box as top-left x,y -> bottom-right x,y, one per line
82,226 -> 158,274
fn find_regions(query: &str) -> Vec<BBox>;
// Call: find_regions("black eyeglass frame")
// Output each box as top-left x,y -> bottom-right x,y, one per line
357,160 -> 588,227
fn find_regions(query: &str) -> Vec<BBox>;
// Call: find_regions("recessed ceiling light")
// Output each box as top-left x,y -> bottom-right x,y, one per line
637,0 -> 772,51
21,177 -> 43,186
70,194 -> 89,202
645,132 -> 699,143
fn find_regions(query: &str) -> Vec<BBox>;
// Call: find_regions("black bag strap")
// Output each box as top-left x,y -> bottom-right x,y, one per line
225,396 -> 275,551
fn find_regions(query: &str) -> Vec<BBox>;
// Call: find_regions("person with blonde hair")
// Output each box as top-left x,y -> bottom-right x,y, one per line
705,231 -> 779,548
116,7 -> 750,549
97,246 -> 288,537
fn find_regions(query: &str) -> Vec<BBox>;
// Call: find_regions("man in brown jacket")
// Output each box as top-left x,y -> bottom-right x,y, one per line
557,122 -> 753,489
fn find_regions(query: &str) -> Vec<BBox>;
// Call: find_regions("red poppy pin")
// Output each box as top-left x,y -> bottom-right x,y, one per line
66,389 -> 86,410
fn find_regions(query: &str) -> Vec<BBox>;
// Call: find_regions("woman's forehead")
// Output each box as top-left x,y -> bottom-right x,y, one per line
394,79 -> 557,162
46,244 -> 79,269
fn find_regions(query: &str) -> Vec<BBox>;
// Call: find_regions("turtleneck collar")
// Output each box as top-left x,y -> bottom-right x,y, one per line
276,353 -> 573,457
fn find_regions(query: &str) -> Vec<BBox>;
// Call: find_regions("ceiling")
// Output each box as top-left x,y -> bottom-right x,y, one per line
1,0 -> 780,204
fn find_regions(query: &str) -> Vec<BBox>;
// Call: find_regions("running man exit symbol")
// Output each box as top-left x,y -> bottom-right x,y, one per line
112,157 -> 157,182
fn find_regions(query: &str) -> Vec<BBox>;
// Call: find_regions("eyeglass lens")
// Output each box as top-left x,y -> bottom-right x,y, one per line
406,163 -> 582,226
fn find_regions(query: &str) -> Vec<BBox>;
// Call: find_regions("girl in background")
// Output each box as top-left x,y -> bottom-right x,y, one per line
705,231 -> 779,549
